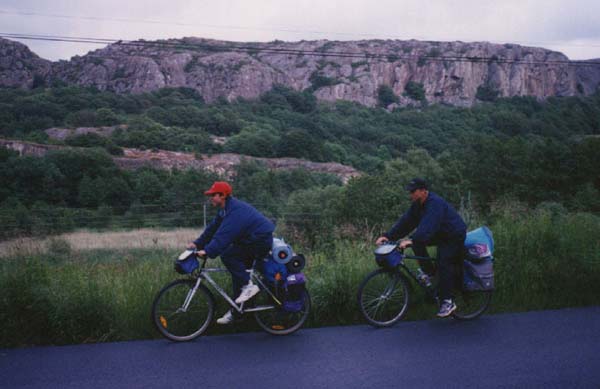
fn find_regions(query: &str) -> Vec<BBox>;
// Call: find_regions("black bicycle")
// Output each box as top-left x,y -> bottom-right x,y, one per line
152,251 -> 311,341
357,242 -> 492,327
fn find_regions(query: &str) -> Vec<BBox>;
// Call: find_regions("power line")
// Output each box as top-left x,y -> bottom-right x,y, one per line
2,8 -> 600,50
2,32 -> 600,67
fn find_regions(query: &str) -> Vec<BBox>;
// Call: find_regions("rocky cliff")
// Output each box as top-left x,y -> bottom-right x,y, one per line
1,37 -> 599,107
0,39 -> 51,89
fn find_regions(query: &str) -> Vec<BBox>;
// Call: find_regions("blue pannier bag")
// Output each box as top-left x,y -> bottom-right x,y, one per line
282,273 -> 306,312
262,258 -> 288,283
464,226 -> 494,261
374,244 -> 403,269
463,226 -> 495,291
174,250 -> 199,274
463,257 -> 494,291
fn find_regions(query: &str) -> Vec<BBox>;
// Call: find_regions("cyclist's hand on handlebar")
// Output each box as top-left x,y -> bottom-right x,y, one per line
376,236 -> 389,245
187,242 -> 197,250
399,239 -> 413,250
197,250 -> 207,258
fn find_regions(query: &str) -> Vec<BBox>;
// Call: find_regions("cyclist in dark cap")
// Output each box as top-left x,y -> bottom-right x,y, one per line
376,178 -> 467,317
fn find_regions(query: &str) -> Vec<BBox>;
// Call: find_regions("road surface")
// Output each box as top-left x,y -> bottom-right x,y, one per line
1,306 -> 599,388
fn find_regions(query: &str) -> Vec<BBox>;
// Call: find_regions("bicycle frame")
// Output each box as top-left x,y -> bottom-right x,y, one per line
380,252 -> 441,303
399,254 -> 436,286
184,258 -> 282,315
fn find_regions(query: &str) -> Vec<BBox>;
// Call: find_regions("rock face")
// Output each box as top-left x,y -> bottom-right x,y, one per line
0,139 -> 361,183
0,39 -> 51,89
574,59 -> 600,95
44,125 -> 127,141
1,37 -> 600,107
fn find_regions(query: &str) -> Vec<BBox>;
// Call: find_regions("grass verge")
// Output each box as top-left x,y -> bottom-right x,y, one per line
1,211 -> 599,347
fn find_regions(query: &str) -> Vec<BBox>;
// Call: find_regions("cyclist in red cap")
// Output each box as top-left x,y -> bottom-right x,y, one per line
188,181 -> 275,324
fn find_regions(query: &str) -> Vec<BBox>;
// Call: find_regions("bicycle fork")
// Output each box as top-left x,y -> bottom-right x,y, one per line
179,277 -> 203,313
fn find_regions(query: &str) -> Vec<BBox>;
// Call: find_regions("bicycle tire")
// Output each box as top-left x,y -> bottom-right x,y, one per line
358,269 -> 409,327
151,279 -> 215,342
452,289 -> 492,321
254,289 -> 311,335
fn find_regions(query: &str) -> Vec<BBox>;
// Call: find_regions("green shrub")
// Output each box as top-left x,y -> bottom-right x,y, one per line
403,81 -> 426,101
476,85 -> 500,102
47,238 -> 72,258
309,71 -> 341,90
377,85 -> 399,107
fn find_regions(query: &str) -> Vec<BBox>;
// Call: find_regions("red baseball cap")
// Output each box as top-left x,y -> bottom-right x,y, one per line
204,181 -> 232,196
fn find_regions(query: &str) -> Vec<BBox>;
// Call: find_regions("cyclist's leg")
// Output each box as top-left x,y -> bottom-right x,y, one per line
436,234 -> 466,301
221,245 -> 252,300
412,242 -> 436,276
243,237 -> 272,277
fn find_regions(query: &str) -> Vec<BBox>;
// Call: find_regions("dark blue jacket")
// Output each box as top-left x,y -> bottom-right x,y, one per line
193,197 -> 275,258
384,192 -> 466,244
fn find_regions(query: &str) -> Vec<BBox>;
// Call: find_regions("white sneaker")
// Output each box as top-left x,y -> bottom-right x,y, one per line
234,283 -> 260,304
216,310 -> 235,325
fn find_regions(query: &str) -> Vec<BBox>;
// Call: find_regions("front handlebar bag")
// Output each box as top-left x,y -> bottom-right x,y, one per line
374,244 -> 403,269
174,253 -> 199,274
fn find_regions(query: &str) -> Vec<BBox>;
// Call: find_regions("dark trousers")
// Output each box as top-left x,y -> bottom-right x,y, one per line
220,240 -> 271,300
412,233 -> 466,301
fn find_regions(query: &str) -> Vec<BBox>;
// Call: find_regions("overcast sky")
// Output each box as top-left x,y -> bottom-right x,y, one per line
1,0 -> 600,61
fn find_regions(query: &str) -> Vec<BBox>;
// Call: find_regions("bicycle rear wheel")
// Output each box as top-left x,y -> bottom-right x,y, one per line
151,279 -> 215,341
357,269 -> 409,327
452,289 -> 492,320
254,289 -> 311,335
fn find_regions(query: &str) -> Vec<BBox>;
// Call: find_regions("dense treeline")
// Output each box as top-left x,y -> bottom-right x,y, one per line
1,85 -> 599,241
0,146 -> 340,238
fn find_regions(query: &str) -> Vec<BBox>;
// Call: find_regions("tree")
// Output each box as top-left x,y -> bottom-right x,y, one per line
476,85 -> 500,102
132,170 -> 165,204
377,85 -> 399,107
403,82 -> 426,102
95,108 -> 119,126
223,126 -> 279,157
277,129 -> 325,161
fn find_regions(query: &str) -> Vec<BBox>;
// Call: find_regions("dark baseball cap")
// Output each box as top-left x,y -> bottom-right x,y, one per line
404,178 -> 428,192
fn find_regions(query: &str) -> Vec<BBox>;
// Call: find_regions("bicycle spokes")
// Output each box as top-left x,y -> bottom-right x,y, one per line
358,270 -> 409,327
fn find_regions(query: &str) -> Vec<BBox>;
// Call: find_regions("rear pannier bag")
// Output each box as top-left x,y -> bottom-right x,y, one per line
463,257 -> 494,291
463,226 -> 495,291
282,273 -> 306,312
464,226 -> 494,260
262,258 -> 288,283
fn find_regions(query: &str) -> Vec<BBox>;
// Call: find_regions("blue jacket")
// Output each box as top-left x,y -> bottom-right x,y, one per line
193,197 -> 275,258
384,192 -> 466,244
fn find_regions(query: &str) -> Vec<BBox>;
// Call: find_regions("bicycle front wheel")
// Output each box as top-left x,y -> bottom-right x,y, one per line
151,279 -> 215,342
358,269 -> 409,327
452,289 -> 492,320
254,289 -> 311,335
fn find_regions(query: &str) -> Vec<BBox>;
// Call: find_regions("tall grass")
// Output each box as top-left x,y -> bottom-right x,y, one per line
1,210 -> 599,347
0,228 -> 199,258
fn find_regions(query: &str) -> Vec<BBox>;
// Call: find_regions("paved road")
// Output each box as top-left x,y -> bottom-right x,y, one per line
1,306 -> 599,388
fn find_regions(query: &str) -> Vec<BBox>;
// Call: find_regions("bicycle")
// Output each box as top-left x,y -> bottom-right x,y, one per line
151,250 -> 311,341
357,242 -> 492,327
